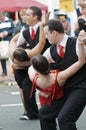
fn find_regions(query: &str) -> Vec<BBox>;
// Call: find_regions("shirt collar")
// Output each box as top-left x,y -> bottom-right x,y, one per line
59,34 -> 68,48
30,22 -> 41,34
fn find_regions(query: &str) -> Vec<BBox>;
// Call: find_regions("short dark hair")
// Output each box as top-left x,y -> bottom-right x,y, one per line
29,6 -> 42,21
13,48 -> 30,62
31,54 -> 50,75
44,19 -> 64,33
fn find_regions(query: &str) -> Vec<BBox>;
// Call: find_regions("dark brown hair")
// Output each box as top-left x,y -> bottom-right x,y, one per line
13,48 -> 30,62
31,54 -> 50,75
29,6 -> 42,21
44,19 -> 64,33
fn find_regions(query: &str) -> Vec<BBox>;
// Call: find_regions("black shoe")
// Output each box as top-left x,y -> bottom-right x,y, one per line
31,116 -> 39,120
19,113 -> 30,120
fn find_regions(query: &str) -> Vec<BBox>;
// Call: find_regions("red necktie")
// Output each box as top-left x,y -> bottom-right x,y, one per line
31,27 -> 35,40
58,45 -> 64,58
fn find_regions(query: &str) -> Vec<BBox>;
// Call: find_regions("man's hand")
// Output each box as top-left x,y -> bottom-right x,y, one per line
41,12 -> 51,25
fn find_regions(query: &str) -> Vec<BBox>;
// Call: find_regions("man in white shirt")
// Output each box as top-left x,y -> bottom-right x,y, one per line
0,11 -> 14,76
12,6 -> 50,120
39,19 -> 86,130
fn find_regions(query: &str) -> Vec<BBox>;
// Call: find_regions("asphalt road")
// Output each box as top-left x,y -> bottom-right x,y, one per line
0,81 -> 86,130
0,82 -> 40,130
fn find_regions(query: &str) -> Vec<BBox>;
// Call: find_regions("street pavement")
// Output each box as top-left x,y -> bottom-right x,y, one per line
0,60 -> 40,130
0,60 -> 86,130
0,80 -> 40,130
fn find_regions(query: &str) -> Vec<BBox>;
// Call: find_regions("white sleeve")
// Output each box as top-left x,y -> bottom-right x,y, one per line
28,65 -> 37,81
76,39 -> 78,56
8,58 -> 14,65
76,39 -> 86,56
43,47 -> 55,63
17,31 -> 26,47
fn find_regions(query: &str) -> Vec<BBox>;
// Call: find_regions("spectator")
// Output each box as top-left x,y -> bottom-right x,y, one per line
0,11 -> 14,76
75,3 -> 86,36
57,10 -> 71,35
13,8 -> 28,35
39,19 -> 86,130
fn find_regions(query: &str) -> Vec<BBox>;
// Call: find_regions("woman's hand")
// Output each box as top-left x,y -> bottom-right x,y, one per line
39,91 -> 51,98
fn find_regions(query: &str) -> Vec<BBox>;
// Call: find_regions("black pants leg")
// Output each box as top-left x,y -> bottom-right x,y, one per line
1,59 -> 7,74
39,87 -> 86,130
22,75 -> 39,119
14,69 -> 39,119
58,88 -> 86,130
39,96 -> 66,130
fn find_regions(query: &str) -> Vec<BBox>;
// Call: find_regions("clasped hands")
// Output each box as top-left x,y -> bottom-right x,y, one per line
0,31 -> 8,39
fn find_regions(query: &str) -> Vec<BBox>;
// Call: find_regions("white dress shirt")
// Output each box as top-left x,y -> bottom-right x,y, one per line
17,22 -> 41,47
43,34 -> 68,63
43,34 -> 86,63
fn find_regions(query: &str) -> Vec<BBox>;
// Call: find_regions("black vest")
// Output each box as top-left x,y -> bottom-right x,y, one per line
50,37 -> 86,88
23,27 -> 39,49
23,27 -> 51,54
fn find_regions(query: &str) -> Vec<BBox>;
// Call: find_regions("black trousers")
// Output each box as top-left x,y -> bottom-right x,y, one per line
1,59 -> 7,74
14,69 -> 39,119
22,75 -> 39,119
39,82 -> 86,130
